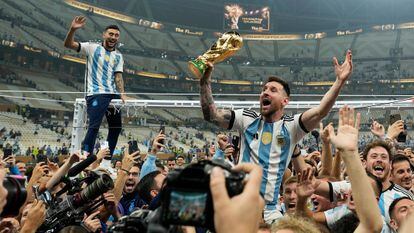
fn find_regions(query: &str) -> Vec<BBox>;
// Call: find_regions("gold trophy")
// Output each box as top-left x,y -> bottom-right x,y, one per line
188,31 -> 243,79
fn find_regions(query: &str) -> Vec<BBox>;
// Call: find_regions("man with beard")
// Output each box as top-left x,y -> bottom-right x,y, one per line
119,165 -> 146,215
315,140 -> 414,232
361,141 -> 414,223
64,16 -> 128,169
199,51 -> 353,223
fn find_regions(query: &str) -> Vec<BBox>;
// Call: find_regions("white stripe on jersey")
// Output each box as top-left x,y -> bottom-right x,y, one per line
80,42 -> 123,96
379,183 -> 414,223
231,109 -> 308,210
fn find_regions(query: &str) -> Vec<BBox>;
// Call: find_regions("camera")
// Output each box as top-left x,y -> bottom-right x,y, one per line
160,159 -> 245,230
1,175 -> 27,217
108,209 -> 156,233
38,171 -> 114,232
109,160 -> 245,232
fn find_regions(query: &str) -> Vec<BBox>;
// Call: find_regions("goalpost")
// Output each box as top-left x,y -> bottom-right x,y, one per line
70,98 -> 413,153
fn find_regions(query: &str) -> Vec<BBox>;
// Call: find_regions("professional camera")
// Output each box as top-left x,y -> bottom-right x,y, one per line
108,209 -> 157,233
160,159 -> 245,230
37,171 -> 114,233
1,175 -> 27,217
109,160 -> 245,232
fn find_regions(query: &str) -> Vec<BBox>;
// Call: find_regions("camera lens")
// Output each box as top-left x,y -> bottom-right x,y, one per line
1,176 -> 27,217
74,174 -> 114,207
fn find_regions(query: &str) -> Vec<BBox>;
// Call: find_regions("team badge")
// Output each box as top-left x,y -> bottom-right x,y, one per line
261,132 -> 272,145
277,134 -> 285,146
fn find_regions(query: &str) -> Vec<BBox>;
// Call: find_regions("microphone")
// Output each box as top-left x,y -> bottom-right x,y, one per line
67,154 -> 97,177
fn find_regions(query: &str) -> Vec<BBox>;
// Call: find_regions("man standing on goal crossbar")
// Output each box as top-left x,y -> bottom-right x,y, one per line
64,16 -> 129,169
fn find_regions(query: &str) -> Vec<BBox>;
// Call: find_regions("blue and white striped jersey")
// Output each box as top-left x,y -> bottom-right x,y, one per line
79,42 -> 124,96
330,180 -> 414,224
229,109 -> 308,210
379,183 -> 414,223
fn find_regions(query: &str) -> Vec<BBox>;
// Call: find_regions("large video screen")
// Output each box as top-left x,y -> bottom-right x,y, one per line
224,3 -> 270,32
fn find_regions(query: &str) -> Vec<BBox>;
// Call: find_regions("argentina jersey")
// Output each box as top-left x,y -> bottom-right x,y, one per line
379,183 -> 414,223
229,109 -> 308,210
79,42 -> 124,96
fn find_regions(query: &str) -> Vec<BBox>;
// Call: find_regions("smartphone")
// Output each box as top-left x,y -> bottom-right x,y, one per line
159,125 -> 166,145
3,148 -> 12,159
36,154 -> 48,164
398,124 -> 408,143
100,141 -> 109,150
389,114 -> 407,143
160,125 -> 166,134
231,136 -> 239,150
128,140 -> 139,154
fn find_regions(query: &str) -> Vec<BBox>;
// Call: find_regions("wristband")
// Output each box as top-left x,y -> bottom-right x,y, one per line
120,168 -> 129,174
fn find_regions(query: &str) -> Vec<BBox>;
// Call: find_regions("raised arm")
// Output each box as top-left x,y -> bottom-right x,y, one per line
64,16 -> 86,50
295,168 -> 328,225
329,106 -> 383,233
331,150 -> 342,180
320,122 -> 333,176
301,50 -> 353,131
291,145 -> 307,174
45,153 -> 79,191
113,150 -> 140,201
199,63 -> 232,129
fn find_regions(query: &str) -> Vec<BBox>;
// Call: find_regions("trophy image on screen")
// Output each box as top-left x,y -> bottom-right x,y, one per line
224,4 -> 244,30
188,31 -> 243,79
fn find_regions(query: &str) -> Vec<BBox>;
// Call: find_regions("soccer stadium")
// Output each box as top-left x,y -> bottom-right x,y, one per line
0,0 -> 414,232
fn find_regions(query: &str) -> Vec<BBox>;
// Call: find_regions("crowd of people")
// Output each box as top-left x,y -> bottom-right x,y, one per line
1,104 -> 414,233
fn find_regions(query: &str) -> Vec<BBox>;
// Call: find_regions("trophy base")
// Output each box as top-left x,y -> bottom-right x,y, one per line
188,59 -> 206,79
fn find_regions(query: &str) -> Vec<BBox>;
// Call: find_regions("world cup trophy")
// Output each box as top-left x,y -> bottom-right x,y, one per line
188,31 -> 243,79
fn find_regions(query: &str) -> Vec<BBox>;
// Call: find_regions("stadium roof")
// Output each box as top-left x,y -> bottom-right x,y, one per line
84,0 -> 414,33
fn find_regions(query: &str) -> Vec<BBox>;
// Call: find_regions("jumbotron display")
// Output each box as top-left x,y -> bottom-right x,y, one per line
223,3 -> 270,32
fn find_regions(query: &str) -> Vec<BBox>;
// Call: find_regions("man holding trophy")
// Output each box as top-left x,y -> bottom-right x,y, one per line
194,31 -> 353,223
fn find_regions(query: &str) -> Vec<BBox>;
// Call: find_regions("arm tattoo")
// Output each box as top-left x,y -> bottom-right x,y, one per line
200,80 -> 231,128
115,74 -> 125,94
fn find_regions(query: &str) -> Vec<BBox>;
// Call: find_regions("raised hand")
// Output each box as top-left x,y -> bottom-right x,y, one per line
71,16 -> 86,30
208,144 -> 216,157
370,120 -> 385,138
297,168 -> 318,199
320,122 -> 333,144
151,131 -> 166,154
68,152 -> 80,165
82,211 -> 101,232
20,200 -> 46,231
200,61 -> 214,83
217,134 -> 229,151
333,50 -> 353,82
210,163 -> 264,233
387,120 -> 404,140
97,148 -> 110,161
224,145 -> 235,159
121,149 -> 140,171
328,106 -> 360,152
